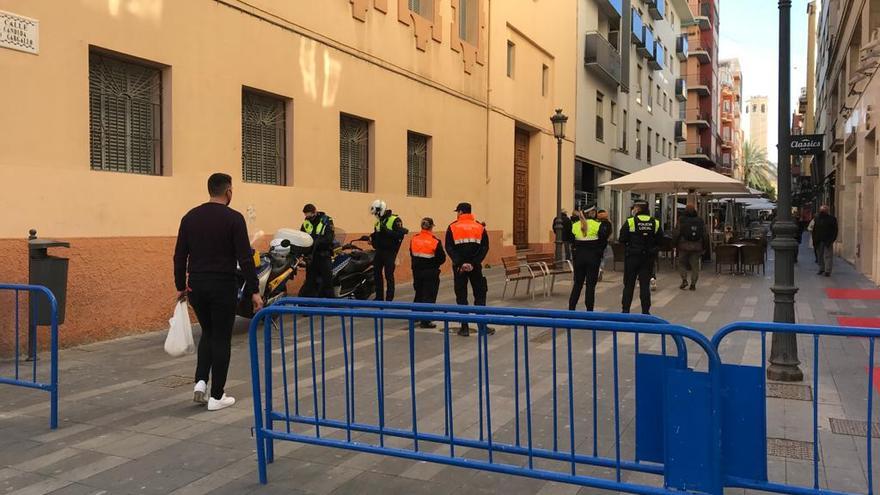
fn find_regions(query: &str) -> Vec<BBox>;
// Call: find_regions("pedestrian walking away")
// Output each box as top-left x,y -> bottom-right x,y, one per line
807,216 -> 818,263
173,173 -> 262,411
568,206 -> 612,312
446,202 -> 494,337
813,205 -> 838,276
672,203 -> 706,291
299,203 -> 336,298
410,217 -> 446,328
370,199 -> 408,301
619,200 -> 663,314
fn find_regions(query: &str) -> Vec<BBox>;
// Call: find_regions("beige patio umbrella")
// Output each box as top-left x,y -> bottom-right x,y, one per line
600,160 -> 750,194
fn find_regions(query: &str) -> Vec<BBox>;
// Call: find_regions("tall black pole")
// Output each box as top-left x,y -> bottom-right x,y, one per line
767,0 -> 803,382
554,136 -> 564,262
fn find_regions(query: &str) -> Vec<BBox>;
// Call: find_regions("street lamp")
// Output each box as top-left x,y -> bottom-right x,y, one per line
551,109 -> 568,263
767,0 -> 804,382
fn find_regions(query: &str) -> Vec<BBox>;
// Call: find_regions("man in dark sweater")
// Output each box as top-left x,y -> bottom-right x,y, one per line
174,173 -> 261,411
813,205 -> 838,276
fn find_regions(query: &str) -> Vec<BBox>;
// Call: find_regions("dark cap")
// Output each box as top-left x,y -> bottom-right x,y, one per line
454,202 -> 472,213
302,203 -> 317,214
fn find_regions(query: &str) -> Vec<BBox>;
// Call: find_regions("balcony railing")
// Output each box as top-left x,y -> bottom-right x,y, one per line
631,8 -> 644,46
648,0 -> 665,20
676,34 -> 688,61
649,41 -> 664,70
675,120 -> 687,142
685,109 -> 712,127
584,32 -> 622,87
638,26 -> 654,58
675,78 -> 687,101
597,0 -> 622,18
686,74 -> 710,95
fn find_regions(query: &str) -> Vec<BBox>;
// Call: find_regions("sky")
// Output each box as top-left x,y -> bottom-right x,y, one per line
718,0 -> 811,161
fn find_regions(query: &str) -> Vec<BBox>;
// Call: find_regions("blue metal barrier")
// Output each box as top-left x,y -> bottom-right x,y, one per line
0,284 -> 59,429
249,303 -> 722,494
713,321 -> 880,495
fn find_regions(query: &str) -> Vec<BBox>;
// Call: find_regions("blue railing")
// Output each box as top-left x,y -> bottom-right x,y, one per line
713,322 -> 879,495
0,284 -> 59,429
249,303 -> 720,494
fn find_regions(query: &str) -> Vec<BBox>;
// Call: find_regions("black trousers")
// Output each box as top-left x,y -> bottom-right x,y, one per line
622,255 -> 653,314
454,265 -> 487,307
569,248 -> 603,311
189,277 -> 237,400
413,268 -> 440,305
373,249 -> 398,301
300,255 -> 334,298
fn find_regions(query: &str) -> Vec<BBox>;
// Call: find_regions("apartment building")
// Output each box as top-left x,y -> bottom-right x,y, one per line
0,0 -> 577,347
814,0 -> 880,282
575,0 -> 692,222
678,0 -> 720,169
718,58 -> 743,178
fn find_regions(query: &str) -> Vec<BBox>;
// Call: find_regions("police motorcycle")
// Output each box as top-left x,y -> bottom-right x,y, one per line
235,228 -> 313,318
330,228 -> 376,300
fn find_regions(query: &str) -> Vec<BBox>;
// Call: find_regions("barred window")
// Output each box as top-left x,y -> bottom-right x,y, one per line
407,132 -> 429,197
459,0 -> 478,45
409,0 -> 433,19
242,90 -> 287,185
340,114 -> 370,192
89,51 -> 162,175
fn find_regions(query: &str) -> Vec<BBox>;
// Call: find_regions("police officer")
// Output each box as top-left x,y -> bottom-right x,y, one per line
446,202 -> 493,337
568,206 -> 612,311
410,217 -> 446,328
299,203 -> 335,298
370,200 -> 408,301
619,200 -> 663,314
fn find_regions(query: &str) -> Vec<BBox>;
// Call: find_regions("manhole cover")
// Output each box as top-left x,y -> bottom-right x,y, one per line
145,375 -> 192,388
767,438 -> 815,460
829,418 -> 880,438
767,383 -> 813,401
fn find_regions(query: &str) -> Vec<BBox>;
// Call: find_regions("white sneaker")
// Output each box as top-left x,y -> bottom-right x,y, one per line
193,380 -> 207,405
650,277 -> 657,292
208,394 -> 235,411
597,269 -> 604,282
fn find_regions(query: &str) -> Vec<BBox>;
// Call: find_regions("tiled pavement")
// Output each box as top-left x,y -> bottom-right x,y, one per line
0,243 -> 878,495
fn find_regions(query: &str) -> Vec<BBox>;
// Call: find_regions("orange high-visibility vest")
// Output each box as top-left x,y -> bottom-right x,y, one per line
449,214 -> 485,245
410,230 -> 439,258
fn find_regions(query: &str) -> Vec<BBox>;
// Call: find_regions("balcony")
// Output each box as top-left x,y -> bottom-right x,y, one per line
596,0 -> 622,19
649,41 -> 664,70
631,8 -> 644,46
695,2 -> 714,31
638,26 -> 654,58
647,0 -> 665,20
721,109 -> 733,123
689,37 -> 711,64
676,34 -> 688,61
680,142 -> 717,167
686,74 -> 710,96
675,78 -> 687,101
686,110 -> 711,128
584,32 -> 622,87
675,120 -> 687,142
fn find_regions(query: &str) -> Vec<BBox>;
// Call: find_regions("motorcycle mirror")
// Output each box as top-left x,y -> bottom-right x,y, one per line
280,239 -> 291,248
358,235 -> 370,242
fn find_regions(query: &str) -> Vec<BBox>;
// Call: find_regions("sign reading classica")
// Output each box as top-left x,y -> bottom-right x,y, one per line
0,10 -> 39,55
789,134 -> 823,155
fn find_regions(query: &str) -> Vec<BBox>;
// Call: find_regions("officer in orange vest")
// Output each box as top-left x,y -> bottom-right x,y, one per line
445,202 -> 494,337
410,217 -> 446,328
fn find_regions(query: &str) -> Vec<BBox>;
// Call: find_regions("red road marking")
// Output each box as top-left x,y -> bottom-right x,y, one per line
825,288 -> 880,300
868,367 -> 880,394
837,317 -> 880,328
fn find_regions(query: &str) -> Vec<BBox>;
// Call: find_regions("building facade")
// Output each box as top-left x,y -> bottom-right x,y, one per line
575,0 -> 692,224
718,58 -> 743,178
814,0 -> 880,282
747,95 -> 769,155
678,0 -> 719,169
0,0 -> 577,347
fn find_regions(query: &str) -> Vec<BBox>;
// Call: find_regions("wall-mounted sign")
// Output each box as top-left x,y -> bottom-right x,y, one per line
789,134 -> 823,155
0,10 -> 39,55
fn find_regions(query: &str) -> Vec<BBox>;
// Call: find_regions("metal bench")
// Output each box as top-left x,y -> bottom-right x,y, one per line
525,252 -> 573,296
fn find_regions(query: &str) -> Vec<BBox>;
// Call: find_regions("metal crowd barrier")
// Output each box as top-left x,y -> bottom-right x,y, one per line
712,322 -> 879,495
249,303 -> 720,494
0,284 -> 59,429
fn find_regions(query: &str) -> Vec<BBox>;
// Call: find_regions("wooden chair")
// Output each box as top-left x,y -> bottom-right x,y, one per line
741,245 -> 766,275
714,245 -> 739,274
610,242 -> 626,271
501,256 -> 543,299
525,252 -> 573,296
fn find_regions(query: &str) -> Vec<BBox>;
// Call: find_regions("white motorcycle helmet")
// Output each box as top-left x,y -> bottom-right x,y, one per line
369,199 -> 387,217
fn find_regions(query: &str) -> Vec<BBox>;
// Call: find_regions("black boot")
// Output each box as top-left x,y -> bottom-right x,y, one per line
419,321 -> 437,329
679,280 -> 689,290
480,325 -> 496,336
458,324 -> 470,337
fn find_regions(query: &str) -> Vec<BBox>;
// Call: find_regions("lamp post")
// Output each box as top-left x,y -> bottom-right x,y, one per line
551,109 -> 568,263
767,0 -> 803,382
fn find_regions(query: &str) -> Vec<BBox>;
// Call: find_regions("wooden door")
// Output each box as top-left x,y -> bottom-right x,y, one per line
513,129 -> 530,248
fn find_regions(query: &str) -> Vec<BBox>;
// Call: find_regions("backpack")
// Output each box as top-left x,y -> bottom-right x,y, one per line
683,220 -> 704,242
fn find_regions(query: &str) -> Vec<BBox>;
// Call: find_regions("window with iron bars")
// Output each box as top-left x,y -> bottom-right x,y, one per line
407,132 -> 429,197
89,51 -> 162,175
409,0 -> 433,19
340,114 -> 370,192
242,90 -> 287,185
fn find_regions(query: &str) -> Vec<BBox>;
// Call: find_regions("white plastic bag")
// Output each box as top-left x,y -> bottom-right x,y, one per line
164,301 -> 195,357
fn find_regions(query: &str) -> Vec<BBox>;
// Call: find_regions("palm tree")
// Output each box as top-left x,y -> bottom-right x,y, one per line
741,140 -> 776,201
